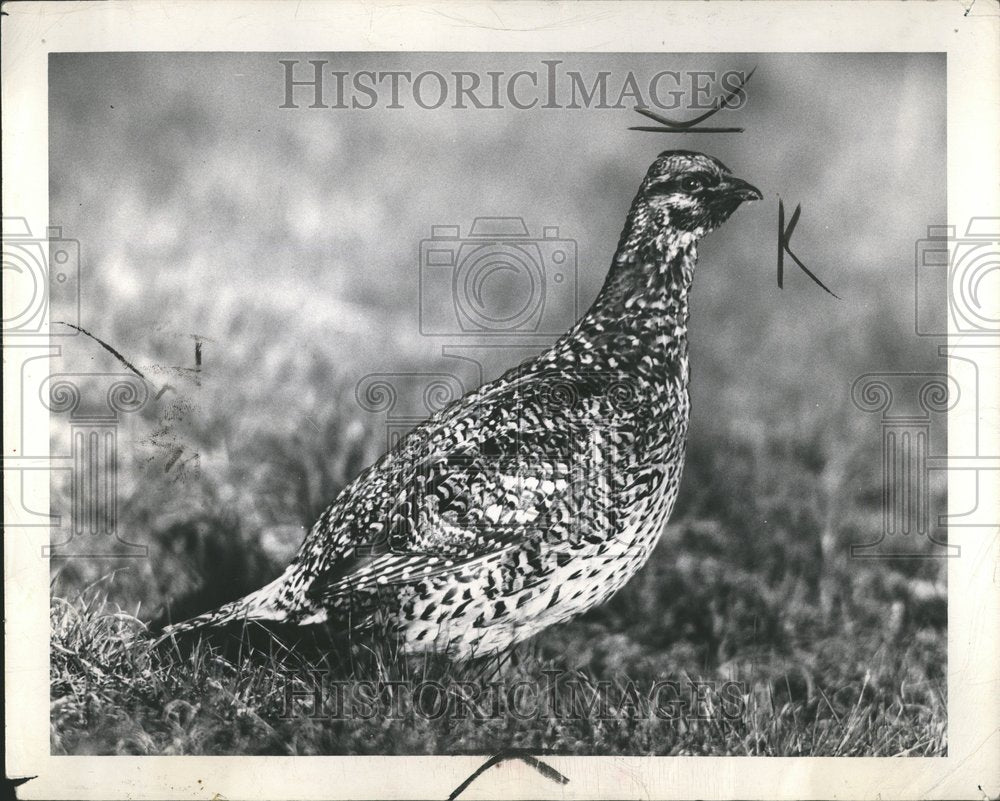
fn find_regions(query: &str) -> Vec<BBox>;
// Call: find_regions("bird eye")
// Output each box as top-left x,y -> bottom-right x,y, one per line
646,173 -> 718,198
681,175 -> 709,192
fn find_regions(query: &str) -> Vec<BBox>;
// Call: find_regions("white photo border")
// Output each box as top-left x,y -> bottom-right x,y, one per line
3,2 -> 998,799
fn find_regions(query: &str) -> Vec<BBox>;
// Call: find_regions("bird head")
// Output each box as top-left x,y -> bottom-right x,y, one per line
637,150 -> 762,239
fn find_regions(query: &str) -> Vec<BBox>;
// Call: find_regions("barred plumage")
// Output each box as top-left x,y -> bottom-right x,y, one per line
159,150 -> 761,658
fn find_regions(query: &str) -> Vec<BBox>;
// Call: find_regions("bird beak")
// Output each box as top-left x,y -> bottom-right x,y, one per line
723,177 -> 763,202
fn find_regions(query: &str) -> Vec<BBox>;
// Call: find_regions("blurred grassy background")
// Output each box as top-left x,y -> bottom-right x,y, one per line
48,52 -> 947,755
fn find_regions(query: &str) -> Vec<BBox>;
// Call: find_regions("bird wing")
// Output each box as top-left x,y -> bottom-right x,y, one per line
302,367 -> 639,606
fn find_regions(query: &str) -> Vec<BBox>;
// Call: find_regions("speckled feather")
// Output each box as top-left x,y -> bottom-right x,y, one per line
159,151 -> 760,658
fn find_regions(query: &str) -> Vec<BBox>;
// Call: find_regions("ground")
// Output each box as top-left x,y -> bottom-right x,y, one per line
50,414 -> 947,756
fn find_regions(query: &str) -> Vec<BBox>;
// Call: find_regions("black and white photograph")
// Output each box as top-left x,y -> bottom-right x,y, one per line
3,2 -> 998,799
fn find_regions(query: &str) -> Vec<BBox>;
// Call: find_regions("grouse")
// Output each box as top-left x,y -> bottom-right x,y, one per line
159,150 -> 761,658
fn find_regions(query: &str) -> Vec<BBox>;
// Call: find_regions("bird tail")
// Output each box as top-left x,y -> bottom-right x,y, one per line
152,573 -> 290,646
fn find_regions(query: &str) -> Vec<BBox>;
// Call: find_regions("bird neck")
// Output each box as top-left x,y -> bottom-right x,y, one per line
547,202 -> 698,381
